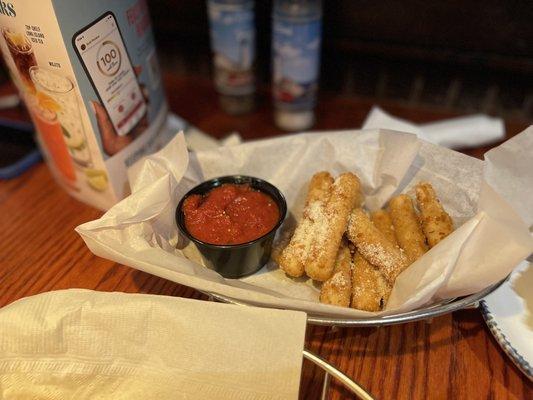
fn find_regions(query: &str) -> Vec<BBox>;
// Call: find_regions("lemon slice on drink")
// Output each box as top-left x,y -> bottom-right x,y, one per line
85,169 -> 108,192
36,91 -> 61,112
61,126 -> 85,149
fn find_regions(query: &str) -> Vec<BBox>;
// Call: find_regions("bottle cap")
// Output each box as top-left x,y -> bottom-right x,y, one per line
274,109 -> 315,132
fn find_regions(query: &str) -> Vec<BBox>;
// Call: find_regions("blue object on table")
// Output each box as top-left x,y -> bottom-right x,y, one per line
0,149 -> 42,179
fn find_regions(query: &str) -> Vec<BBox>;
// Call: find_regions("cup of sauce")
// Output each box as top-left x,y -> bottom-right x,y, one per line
176,176 -> 287,278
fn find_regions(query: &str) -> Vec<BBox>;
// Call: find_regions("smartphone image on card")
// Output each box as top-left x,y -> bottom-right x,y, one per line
72,12 -> 147,137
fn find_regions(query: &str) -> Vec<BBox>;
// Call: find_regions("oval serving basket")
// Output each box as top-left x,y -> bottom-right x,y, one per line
202,278 -> 506,327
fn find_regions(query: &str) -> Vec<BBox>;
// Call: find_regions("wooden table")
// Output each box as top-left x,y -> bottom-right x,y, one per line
1,75 -> 531,399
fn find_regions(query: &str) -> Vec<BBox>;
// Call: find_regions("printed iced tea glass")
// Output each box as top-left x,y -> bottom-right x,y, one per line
29,66 -> 92,167
2,28 -> 37,90
26,96 -> 77,186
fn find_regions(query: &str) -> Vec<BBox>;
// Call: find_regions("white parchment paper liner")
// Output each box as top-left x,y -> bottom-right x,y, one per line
77,127 -> 533,318
362,105 -> 505,149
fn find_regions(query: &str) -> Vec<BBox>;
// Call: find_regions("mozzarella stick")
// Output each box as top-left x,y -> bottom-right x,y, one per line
351,253 -> 391,311
307,171 -> 335,203
370,210 -> 396,244
415,182 -> 454,248
270,228 -> 293,265
388,194 -> 428,262
319,241 -> 352,307
278,172 -> 333,277
347,208 -> 409,285
305,173 -> 362,281
351,211 -> 396,311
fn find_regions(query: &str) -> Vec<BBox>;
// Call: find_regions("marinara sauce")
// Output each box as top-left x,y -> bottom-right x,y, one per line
182,184 -> 280,245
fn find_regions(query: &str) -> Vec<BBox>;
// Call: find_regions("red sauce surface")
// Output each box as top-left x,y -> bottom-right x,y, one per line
182,184 -> 280,245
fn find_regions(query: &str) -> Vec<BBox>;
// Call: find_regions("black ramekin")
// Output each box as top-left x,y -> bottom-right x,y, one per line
176,175 -> 287,279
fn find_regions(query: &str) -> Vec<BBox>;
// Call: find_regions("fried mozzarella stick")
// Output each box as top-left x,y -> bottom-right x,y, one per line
271,228 -> 293,265
351,211 -> 396,311
305,173 -> 362,281
319,241 -> 352,307
351,253 -> 391,311
306,171 -> 335,204
370,210 -> 397,244
415,182 -> 454,248
347,208 -> 409,285
278,172 -> 334,277
388,194 -> 428,262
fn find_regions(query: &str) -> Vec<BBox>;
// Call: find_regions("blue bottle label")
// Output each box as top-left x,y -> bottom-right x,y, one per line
273,17 -> 321,110
207,1 -> 255,95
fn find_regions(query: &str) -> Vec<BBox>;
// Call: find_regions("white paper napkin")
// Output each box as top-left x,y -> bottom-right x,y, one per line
362,106 -> 505,149
0,289 -> 307,400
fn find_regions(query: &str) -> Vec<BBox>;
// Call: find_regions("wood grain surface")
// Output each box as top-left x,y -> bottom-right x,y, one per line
0,75 -> 531,399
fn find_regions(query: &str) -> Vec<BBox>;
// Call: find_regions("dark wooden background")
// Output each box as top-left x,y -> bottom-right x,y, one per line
149,0 -> 533,122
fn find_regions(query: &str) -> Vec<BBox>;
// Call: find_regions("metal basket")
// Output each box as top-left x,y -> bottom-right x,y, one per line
204,278 -> 506,399
204,278 -> 506,327
303,349 -> 374,399
203,281 -> 506,399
